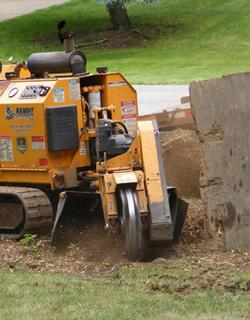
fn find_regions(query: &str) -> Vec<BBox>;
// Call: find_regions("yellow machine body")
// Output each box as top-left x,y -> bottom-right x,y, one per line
0,73 -> 138,189
0,29 -> 187,260
0,64 -> 31,80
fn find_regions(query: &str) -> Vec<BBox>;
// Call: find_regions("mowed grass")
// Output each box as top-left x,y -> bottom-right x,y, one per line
0,267 -> 250,320
0,0 -> 250,83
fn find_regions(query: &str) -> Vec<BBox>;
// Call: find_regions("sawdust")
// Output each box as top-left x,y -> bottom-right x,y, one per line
161,129 -> 201,198
145,251 -> 250,296
179,198 -> 207,245
1,198 -> 249,277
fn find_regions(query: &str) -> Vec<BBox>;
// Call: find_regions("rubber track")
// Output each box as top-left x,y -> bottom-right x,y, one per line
0,186 -> 53,239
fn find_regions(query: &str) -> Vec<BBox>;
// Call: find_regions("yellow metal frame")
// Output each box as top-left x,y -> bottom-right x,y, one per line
0,72 -> 138,189
0,68 -> 167,229
0,64 -> 30,80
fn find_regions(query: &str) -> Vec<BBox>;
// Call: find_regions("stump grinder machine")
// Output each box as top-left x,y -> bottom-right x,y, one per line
0,22 -> 187,260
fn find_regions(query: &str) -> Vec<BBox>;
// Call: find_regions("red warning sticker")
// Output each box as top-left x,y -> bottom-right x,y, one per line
38,158 -> 48,166
31,136 -> 45,150
121,100 -> 137,135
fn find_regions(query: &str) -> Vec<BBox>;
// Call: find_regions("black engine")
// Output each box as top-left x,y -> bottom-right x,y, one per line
95,119 -> 134,161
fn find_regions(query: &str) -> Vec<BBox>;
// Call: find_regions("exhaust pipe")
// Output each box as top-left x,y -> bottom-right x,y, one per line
27,20 -> 87,77
27,51 -> 87,76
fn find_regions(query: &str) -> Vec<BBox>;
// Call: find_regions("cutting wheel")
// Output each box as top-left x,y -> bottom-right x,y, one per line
119,187 -> 149,261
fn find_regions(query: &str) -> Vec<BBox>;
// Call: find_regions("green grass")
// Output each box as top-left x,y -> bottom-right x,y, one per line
1,0 -> 250,83
0,266 -> 250,320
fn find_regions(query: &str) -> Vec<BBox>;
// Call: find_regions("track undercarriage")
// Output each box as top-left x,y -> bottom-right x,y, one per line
0,187 -> 53,239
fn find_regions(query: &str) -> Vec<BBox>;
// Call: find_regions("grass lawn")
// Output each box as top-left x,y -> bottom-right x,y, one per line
0,0 -> 250,83
0,265 -> 250,320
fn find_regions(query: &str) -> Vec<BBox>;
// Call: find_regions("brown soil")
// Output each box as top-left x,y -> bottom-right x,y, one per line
161,129 -> 201,198
40,30 -> 147,50
52,200 -> 127,264
40,24 -> 180,51
1,128 -> 249,278
77,30 -> 148,50
76,20 -> 181,50
1,198 -> 249,276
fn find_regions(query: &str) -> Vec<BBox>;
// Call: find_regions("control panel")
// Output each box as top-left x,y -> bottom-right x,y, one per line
0,80 -> 56,104
19,85 -> 50,99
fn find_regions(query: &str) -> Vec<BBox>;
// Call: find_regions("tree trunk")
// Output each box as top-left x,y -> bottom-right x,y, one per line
107,2 -> 131,30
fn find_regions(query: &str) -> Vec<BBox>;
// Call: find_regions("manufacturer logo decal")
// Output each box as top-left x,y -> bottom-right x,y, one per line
5,106 -> 34,120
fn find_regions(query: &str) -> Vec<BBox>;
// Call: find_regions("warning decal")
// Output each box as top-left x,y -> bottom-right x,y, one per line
38,158 -> 48,166
80,141 -> 87,155
121,100 -> 137,135
53,88 -> 65,103
0,136 -> 14,161
31,136 -> 45,150
69,79 -> 81,100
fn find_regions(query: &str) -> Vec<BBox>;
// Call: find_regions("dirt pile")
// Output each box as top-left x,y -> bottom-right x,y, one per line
0,199 -> 214,273
1,198 -> 248,277
179,199 -> 206,245
161,129 -> 201,198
